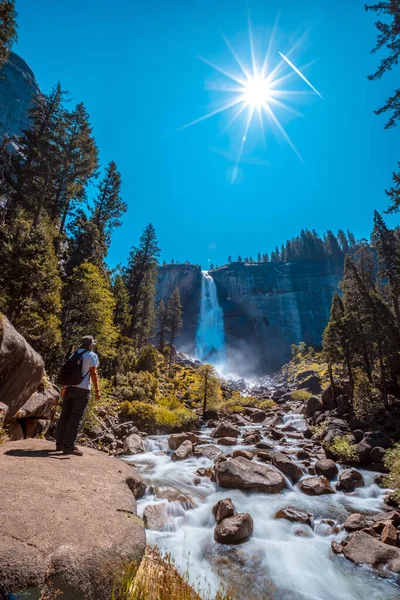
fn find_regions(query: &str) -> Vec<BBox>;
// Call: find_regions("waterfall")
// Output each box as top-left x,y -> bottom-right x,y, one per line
195,271 -> 225,365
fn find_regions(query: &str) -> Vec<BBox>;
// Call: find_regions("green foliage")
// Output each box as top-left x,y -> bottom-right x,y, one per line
384,443 -> 400,503
115,370 -> 158,402
155,397 -> 198,429
193,364 -> 222,415
353,372 -> 383,422
92,161 -> 127,245
257,399 -> 276,410
62,262 -> 119,359
290,390 -> 312,402
119,401 -> 157,430
0,0 -> 17,67
328,435 -> 358,463
0,213 -> 62,357
136,345 -> 159,374
113,275 -> 132,333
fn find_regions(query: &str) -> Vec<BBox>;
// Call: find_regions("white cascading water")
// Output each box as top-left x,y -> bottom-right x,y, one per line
195,271 -> 225,366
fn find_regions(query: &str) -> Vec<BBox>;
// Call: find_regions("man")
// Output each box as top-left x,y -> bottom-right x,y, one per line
56,335 -> 100,456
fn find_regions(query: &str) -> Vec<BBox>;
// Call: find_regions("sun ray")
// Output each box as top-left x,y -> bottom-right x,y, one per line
219,101 -> 248,135
221,33 -> 252,80
175,97 -> 245,132
261,12 -> 280,79
198,55 -> 246,86
236,104 -> 255,167
248,12 -> 257,78
263,101 -> 305,163
267,96 -> 304,118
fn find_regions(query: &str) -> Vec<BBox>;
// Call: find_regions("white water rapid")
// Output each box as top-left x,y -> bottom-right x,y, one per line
195,271 -> 225,367
124,395 -> 400,600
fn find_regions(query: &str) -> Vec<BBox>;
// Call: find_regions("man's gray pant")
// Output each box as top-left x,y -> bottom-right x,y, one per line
56,387 -> 90,452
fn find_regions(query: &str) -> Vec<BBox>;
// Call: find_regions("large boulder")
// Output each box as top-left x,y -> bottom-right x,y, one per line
305,396 -> 324,418
297,376 -> 322,395
297,476 -> 336,496
168,432 -> 200,450
0,317 -> 45,424
315,459 -> 338,480
343,513 -> 372,532
9,384 -> 60,440
211,421 -> 240,439
143,503 -> 168,531
155,487 -> 195,509
194,445 -> 222,460
215,456 -> 285,493
321,384 -> 336,410
171,439 -> 193,461
0,439 -> 146,599
214,513 -> 254,544
126,472 -> 146,499
217,437 -> 237,446
212,498 -> 235,523
337,469 -> 364,491
343,531 -> 400,573
244,407 -> 266,423
274,506 -> 312,526
271,453 -> 303,483
123,433 -> 146,455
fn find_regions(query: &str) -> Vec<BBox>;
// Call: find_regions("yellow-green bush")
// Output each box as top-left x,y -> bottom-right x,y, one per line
328,435 -> 358,462
115,371 -> 159,402
257,399 -> 276,410
136,345 -> 160,374
290,390 -> 312,402
119,401 -> 157,429
119,397 -> 198,431
384,443 -> 400,503
353,373 -> 382,422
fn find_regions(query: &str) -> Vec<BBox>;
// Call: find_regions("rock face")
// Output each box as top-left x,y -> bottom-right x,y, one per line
156,259 -> 343,374
0,316 -> 45,424
0,439 -> 146,599
8,384 -> 59,440
0,53 -> 40,139
214,513 -> 254,544
215,457 -> 285,493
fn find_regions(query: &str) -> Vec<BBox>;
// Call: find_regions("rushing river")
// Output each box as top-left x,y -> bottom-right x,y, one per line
123,411 -> 400,600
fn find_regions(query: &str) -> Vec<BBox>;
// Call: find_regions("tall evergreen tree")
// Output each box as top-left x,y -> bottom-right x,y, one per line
355,239 -> 375,289
337,229 -> 350,253
113,273 -> 132,334
372,210 -> 400,328
92,161 -> 127,245
0,0 -> 17,68
323,292 -> 355,390
66,209 -> 106,273
156,299 -> 168,350
324,230 -> 341,256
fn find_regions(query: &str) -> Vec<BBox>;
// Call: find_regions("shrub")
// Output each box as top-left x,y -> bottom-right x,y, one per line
290,390 -> 312,402
136,345 -> 159,374
115,371 -> 159,402
384,443 -> 400,503
328,435 -> 358,462
119,401 -> 157,429
353,373 -> 382,422
155,396 -> 198,429
257,399 -> 276,410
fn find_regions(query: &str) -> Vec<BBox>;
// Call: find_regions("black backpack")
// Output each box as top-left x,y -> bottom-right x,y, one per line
57,349 -> 90,386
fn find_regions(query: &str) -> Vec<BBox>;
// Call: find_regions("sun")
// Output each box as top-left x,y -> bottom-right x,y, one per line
243,75 -> 271,107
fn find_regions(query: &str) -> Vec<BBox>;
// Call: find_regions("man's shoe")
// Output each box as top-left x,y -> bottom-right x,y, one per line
56,445 -> 63,452
63,447 -> 83,456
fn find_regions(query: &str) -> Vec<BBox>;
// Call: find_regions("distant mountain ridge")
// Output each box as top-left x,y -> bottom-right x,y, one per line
0,52 -> 40,139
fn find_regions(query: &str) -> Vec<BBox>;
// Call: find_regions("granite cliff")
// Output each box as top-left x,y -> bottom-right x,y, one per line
0,52 -> 39,139
156,258 -> 344,375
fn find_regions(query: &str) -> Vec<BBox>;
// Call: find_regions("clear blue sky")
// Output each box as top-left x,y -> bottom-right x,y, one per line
14,0 -> 399,268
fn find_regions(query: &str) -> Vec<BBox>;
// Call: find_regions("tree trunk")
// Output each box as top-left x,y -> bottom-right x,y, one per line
328,361 -> 336,400
202,370 -> 209,421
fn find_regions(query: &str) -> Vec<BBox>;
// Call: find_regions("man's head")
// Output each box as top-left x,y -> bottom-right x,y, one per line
80,335 -> 96,350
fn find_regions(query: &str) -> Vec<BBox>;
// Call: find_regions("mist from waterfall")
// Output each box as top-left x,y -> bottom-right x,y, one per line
195,271 -> 225,367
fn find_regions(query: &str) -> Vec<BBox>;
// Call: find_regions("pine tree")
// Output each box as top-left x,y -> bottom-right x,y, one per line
0,213 -> 62,358
372,210 -> 400,328
62,262 -> 118,359
92,161 -> 127,245
196,364 -> 221,419
324,230 -> 341,256
347,230 -> 357,249
66,209 -> 106,273
0,0 -> 17,68
355,239 -> 375,289
337,229 -> 350,254
323,292 -> 355,390
167,287 -> 183,367
156,300 -> 168,350
227,255 -> 232,264
237,255 -> 243,262
257,252 -> 261,263
125,224 -> 160,348
113,274 -> 132,333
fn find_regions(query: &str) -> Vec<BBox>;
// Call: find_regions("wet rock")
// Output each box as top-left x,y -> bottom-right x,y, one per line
353,429 -> 364,443
315,459 -> 338,480
244,407 -> 266,423
269,428 -> 285,441
168,432 -> 200,450
298,375 -> 322,395
297,476 -> 335,496
114,422 -> 139,439
274,506 -> 312,526
256,451 -> 272,462
321,384 -> 336,410
370,446 -> 386,464
305,396 -> 324,418
126,472 -> 146,499
155,487 -> 195,509
271,453 -> 303,483
215,456 -> 285,493
242,433 -> 261,445
381,523 -> 398,546
214,513 -> 254,544
194,445 -> 222,460
171,439 -> 193,460
217,437 -> 237,446
143,503 -> 168,531
196,467 -> 213,478
297,449 -> 310,460
372,510 -> 400,526
343,513 -> 372,532
123,433 -> 146,455
343,530 -> 400,573
232,449 -> 253,460
331,540 -> 345,554
211,421 -> 240,439
214,455 -> 228,466
337,469 -> 364,491
212,498 -> 235,524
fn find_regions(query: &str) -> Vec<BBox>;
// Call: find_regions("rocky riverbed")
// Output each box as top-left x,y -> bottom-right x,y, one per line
122,382 -> 400,600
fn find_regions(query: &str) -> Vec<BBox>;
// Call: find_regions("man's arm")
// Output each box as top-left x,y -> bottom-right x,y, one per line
90,366 -> 100,401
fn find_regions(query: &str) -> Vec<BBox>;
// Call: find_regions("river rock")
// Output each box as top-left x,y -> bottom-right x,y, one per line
373,510 -> 400,526
242,433 -> 261,445
212,498 -> 235,523
168,432 -> 200,450
143,503 -> 168,531
256,451 -> 272,462
271,453 -> 303,483
297,476 -> 335,496
155,487 -> 195,509
269,428 -> 285,440
123,433 -> 146,455
343,513 -> 372,532
337,469 -> 364,491
298,376 -> 322,395
126,471 -> 146,499
217,437 -> 237,446
244,407 -> 266,423
321,384 -> 336,410
214,513 -> 254,544
0,317 -> 45,423
274,506 -> 312,526
331,540 -> 345,554
315,459 -> 338,480
215,456 -> 285,493
171,439 -> 193,460
370,446 -> 386,464
381,523 -> 398,546
232,449 -> 253,460
255,441 -> 274,450
211,422 -> 240,439
113,421 -> 139,439
194,445 -> 222,460
343,530 -> 400,573
305,396 -> 324,418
